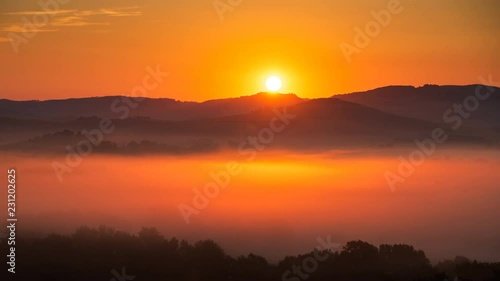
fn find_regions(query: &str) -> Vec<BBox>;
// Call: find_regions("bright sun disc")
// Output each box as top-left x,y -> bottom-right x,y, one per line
266,76 -> 282,92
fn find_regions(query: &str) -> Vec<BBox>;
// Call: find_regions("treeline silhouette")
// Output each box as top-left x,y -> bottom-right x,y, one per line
10,226 -> 500,281
1,130 -> 220,155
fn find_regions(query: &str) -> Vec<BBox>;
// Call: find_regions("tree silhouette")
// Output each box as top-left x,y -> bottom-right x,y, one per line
10,226 -> 500,281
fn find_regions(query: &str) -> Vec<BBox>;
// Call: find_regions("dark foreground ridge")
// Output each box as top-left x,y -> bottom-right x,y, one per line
5,226 -> 500,281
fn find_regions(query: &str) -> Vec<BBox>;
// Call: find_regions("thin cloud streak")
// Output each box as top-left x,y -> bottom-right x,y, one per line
76,7 -> 142,17
52,16 -> 110,27
0,6 -> 141,35
2,9 -> 76,16
0,25 -> 57,33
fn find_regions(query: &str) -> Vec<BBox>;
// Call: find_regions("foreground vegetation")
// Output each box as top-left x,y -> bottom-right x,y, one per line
10,226 -> 500,281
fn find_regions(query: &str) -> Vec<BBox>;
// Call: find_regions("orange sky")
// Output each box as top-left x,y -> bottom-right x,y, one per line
0,0 -> 499,101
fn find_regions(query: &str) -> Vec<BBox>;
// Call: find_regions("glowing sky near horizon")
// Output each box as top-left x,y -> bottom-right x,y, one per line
0,0 -> 498,101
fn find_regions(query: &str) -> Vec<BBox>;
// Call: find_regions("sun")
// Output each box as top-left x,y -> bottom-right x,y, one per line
266,76 -> 282,92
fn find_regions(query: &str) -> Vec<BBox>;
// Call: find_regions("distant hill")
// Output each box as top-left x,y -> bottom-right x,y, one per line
0,93 -> 305,121
3,85 -> 499,130
2,97 -> 496,154
336,85 -> 500,129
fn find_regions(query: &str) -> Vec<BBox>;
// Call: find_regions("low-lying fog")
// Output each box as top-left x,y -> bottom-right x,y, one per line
2,148 -> 499,263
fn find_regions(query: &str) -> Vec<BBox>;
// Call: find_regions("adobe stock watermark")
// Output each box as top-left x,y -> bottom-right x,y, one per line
339,0 -> 410,63
385,75 -> 498,191
110,267 -> 135,281
178,107 -> 297,224
213,0 -> 243,21
51,65 -> 169,183
7,0 -> 71,54
282,236 -> 341,281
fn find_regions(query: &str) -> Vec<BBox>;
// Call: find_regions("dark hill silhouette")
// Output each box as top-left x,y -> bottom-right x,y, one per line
2,85 -> 499,130
0,92 -> 304,121
1,97 -> 496,154
336,85 -> 500,129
